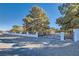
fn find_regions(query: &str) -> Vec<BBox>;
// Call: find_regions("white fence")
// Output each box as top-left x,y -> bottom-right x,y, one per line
3,32 -> 38,38
2,29 -> 79,42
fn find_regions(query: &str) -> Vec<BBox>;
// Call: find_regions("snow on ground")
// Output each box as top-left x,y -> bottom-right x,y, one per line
0,34 -> 79,56
0,42 -> 72,49
0,37 -> 21,39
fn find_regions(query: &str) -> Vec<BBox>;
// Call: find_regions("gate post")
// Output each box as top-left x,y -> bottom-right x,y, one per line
60,32 -> 64,41
73,29 -> 79,42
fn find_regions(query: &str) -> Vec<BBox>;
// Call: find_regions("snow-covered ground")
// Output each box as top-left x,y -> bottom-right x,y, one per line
0,34 -> 79,56
0,42 -> 72,49
0,37 -> 21,39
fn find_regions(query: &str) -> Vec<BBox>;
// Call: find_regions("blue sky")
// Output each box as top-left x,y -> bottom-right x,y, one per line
0,3 -> 62,31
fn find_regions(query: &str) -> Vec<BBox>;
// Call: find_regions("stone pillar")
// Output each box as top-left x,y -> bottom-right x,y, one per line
73,29 -> 79,42
27,32 -> 29,35
60,32 -> 64,41
36,32 -> 38,38
0,33 -> 2,35
20,32 -> 22,34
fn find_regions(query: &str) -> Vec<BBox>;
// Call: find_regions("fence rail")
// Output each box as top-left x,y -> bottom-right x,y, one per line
3,32 -> 38,38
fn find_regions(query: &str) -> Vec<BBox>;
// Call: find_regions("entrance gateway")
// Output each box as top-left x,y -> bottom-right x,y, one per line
60,29 -> 79,42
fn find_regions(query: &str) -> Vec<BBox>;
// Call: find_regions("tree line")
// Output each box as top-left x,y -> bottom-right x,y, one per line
10,3 -> 79,35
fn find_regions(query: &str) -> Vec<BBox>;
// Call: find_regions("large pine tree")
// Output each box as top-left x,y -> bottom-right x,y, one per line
56,3 -> 79,32
23,6 -> 49,35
